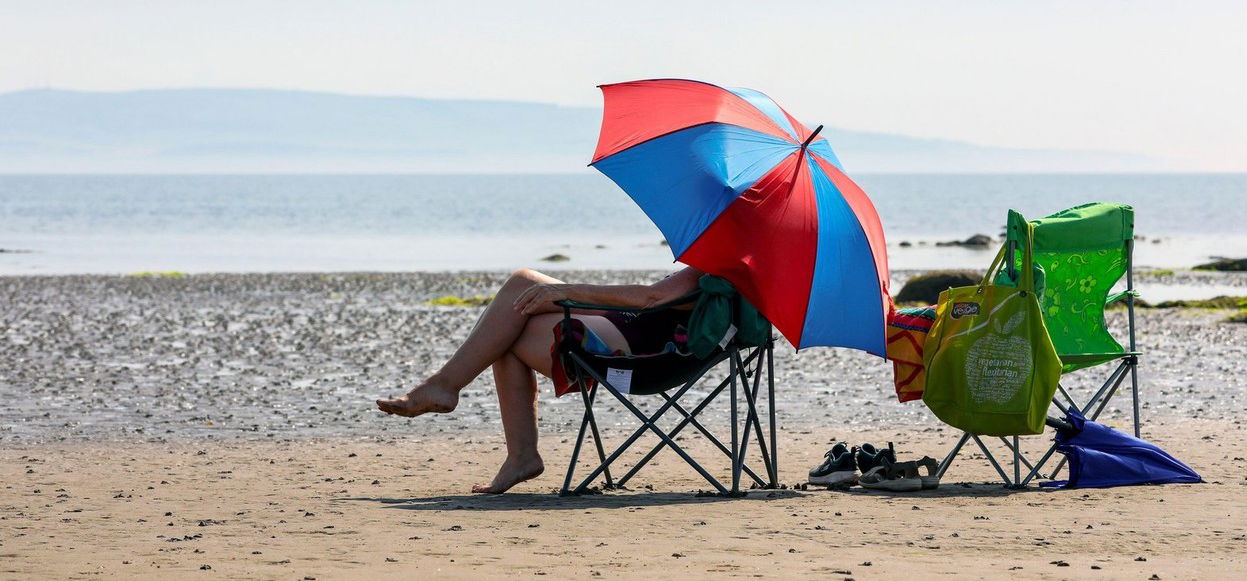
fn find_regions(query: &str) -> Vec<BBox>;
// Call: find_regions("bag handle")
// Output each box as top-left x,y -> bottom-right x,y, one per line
978,244 -> 1010,289
978,217 -> 1037,294
1018,221 -> 1036,293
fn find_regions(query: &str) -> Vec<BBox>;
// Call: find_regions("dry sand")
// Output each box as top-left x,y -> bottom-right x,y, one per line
3,420 -> 1244,580
2,271 -> 1245,579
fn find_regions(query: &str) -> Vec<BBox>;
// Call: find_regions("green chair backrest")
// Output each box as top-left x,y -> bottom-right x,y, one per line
1004,203 -> 1135,373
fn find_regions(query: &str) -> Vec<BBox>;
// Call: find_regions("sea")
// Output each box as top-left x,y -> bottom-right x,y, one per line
2,174 -> 1245,284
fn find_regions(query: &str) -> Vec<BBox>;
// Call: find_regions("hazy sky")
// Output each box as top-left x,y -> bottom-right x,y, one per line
2,1 -> 1245,170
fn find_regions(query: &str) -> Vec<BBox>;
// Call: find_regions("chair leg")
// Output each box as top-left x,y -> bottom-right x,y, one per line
604,389 -> 730,495
997,436 -> 1038,473
1012,436 -> 1021,489
1081,361 -> 1129,415
1056,383 -> 1079,410
561,345 -> 779,496
1125,244 -> 1141,438
767,342 -> 778,487
1049,369 -> 1131,478
568,353 -> 729,495
649,390 -> 768,486
1020,437 -> 1066,485
1020,361 -> 1133,485
726,348 -> 764,494
582,385 -> 614,489
937,432 -> 970,479
730,351 -> 741,494
973,435 -> 1014,486
617,347 -> 768,487
941,432 -> 1033,487
561,383 -> 595,496
617,379 -> 739,485
1128,357 -> 1141,438
740,347 -> 775,488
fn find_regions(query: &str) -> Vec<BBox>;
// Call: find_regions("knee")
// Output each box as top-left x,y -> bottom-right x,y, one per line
506,268 -> 544,287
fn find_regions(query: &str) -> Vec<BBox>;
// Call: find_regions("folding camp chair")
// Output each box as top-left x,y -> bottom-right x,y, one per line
936,203 -> 1142,487
553,277 -> 778,496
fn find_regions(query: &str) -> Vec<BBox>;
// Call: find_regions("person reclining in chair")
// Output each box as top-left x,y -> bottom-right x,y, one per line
376,267 -> 702,493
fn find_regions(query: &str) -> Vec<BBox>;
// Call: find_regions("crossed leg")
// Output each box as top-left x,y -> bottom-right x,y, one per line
376,269 -> 629,493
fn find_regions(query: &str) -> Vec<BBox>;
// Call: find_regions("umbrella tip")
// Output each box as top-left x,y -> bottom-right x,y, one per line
800,125 -> 824,150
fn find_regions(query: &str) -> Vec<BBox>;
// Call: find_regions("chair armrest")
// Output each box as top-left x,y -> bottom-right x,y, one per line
555,291 -> 700,315
1105,290 -> 1140,306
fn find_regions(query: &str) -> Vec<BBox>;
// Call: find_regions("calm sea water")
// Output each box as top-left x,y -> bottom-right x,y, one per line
1,173 -> 1244,274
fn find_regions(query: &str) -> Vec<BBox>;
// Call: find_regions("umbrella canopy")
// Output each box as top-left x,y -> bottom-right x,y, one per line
1043,409 -> 1202,489
591,79 -> 890,355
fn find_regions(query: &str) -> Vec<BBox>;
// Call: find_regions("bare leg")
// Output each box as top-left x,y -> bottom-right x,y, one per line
471,351 -> 544,493
375,268 -> 630,493
376,269 -> 568,417
467,313 -> 627,493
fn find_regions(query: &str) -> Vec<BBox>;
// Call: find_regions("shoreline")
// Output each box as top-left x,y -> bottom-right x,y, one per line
3,231 -> 1247,276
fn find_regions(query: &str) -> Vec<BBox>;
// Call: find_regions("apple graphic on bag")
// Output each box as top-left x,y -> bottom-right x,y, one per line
963,309 -> 1033,409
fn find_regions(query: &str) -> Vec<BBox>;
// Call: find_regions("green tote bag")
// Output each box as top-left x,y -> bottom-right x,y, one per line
921,219 -> 1062,436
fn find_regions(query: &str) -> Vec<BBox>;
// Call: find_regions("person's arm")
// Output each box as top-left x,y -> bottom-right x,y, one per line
513,267 -> 703,315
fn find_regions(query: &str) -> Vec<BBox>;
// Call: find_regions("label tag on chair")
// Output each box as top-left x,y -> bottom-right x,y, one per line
606,367 -> 633,394
718,324 -> 738,350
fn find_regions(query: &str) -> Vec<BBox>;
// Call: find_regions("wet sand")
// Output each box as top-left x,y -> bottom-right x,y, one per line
1,270 -> 1245,579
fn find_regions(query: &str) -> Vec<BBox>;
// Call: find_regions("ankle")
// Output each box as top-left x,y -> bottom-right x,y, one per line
421,374 -> 461,395
506,451 -> 543,466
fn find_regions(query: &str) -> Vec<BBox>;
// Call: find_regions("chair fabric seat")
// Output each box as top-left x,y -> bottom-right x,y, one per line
564,334 -> 728,395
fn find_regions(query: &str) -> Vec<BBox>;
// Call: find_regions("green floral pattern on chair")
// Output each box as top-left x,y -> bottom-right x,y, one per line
1010,203 -> 1135,373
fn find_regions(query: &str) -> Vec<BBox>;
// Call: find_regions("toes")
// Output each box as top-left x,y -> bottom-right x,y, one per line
376,400 -> 400,415
376,398 -> 420,417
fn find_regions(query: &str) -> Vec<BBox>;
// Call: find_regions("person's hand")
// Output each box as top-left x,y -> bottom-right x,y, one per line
513,283 -> 571,315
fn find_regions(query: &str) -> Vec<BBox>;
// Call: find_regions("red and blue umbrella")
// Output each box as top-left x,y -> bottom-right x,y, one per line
590,79 -> 890,355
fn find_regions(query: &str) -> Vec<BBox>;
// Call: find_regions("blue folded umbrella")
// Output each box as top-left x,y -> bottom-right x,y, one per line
1042,409 -> 1202,489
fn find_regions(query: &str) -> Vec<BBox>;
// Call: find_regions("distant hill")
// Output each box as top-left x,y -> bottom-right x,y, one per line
0,88 -> 1155,173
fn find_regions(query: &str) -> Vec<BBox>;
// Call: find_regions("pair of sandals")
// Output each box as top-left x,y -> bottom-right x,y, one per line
859,455 -> 941,491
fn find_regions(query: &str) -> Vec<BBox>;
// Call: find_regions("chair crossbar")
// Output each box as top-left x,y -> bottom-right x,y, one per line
565,351 -> 729,495
941,355 -> 1139,487
580,386 -> 614,488
559,343 -> 776,496
973,435 -> 1014,485
621,384 -> 765,487
619,350 -> 771,488
736,350 -> 775,485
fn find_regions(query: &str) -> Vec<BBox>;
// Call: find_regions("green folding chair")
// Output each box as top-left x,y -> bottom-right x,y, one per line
936,203 -> 1141,487
554,275 -> 779,496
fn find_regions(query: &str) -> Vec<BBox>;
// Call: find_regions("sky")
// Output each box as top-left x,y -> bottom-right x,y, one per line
2,0 -> 1245,170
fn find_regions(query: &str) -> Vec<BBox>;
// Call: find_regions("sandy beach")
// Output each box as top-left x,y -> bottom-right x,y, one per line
2,270 -> 1245,579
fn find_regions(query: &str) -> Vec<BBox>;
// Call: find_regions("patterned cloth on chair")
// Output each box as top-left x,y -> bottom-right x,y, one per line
886,306 -> 936,402
550,319 -> 619,397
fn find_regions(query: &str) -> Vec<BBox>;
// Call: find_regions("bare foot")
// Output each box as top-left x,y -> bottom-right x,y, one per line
375,383 -> 459,417
471,455 -> 545,494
